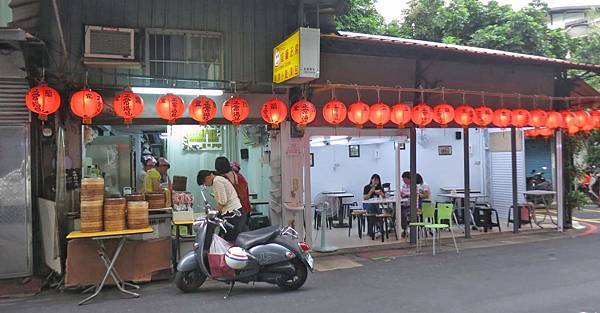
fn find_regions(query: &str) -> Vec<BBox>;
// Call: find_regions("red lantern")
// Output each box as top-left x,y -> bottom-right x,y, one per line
524,128 -> 538,138
581,119 -> 595,132
411,103 -> 433,127
432,103 -> 455,127
560,111 -> 577,129
347,101 -> 370,128
70,88 -> 104,124
113,89 -> 144,124
155,93 -> 185,124
222,96 -> 250,125
529,109 -> 548,128
25,83 -> 61,120
390,103 -> 412,128
566,125 -> 579,136
322,99 -> 347,126
473,106 -> 494,127
511,109 -> 530,128
592,110 -> 600,128
189,96 -> 217,125
369,103 -> 391,128
492,108 -> 512,128
260,98 -> 287,128
538,127 -> 554,138
545,111 -> 562,129
454,105 -> 474,128
290,98 -> 316,127
573,110 -> 592,129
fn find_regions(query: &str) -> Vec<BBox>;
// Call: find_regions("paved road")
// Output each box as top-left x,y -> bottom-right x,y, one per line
2,233 -> 600,313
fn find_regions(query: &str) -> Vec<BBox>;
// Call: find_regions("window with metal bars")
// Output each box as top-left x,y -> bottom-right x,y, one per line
146,29 -> 223,81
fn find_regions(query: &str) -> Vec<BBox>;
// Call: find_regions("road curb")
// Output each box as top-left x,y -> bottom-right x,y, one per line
311,228 -> 582,259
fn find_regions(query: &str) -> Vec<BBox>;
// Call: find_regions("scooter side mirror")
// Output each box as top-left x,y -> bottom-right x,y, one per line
207,209 -> 219,219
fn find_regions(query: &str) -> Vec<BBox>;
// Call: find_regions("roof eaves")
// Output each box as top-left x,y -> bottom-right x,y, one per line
323,32 -> 600,72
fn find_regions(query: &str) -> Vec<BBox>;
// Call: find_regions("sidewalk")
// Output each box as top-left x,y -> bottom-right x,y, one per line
312,226 -> 589,263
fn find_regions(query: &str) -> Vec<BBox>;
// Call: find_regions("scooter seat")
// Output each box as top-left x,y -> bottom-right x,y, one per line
236,225 -> 281,249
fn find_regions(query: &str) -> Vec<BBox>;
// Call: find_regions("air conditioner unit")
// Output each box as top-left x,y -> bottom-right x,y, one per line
84,26 -> 135,60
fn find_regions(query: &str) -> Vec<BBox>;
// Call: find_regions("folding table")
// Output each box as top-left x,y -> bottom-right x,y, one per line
66,227 -> 154,305
172,219 -> 194,262
523,190 -> 557,227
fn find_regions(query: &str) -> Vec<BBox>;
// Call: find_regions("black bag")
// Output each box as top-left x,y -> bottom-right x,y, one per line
248,214 -> 271,230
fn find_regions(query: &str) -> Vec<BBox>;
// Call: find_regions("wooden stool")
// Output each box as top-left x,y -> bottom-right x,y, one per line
375,213 -> 397,242
349,209 -> 366,239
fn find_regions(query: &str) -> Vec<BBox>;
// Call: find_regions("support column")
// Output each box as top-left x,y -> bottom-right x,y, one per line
556,130 -> 564,231
511,127 -> 520,233
395,140 -> 402,236
303,136 -> 313,243
409,127 -> 417,244
463,128 -> 471,238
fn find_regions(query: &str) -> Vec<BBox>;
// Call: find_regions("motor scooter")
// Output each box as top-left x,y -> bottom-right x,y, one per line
174,188 -> 314,297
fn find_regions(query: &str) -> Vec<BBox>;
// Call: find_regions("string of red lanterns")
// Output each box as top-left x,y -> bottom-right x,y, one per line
23,84 -> 600,134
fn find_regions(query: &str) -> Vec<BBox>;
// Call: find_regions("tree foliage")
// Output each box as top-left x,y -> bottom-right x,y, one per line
335,0 -> 387,35
569,11 -> 600,90
336,0 -> 571,58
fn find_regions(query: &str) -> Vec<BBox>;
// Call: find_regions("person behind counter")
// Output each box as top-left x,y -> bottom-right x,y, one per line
197,170 -> 244,241
157,157 -> 171,186
142,156 -> 161,194
215,157 -> 251,230
157,157 -> 172,206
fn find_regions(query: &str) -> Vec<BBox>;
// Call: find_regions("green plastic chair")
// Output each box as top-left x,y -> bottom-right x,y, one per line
409,202 -> 435,250
424,203 -> 459,255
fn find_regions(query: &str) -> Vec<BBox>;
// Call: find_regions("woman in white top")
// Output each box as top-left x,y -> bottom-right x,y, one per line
197,170 -> 243,240
416,174 -> 431,202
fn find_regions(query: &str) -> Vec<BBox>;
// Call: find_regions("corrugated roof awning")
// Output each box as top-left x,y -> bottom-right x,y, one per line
322,31 -> 600,72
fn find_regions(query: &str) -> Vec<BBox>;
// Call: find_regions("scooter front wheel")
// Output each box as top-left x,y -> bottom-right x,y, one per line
174,269 -> 207,292
276,259 -> 308,291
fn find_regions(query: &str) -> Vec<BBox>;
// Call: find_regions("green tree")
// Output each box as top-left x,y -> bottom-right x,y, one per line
398,0 -> 445,40
569,9 -> 600,90
335,0 -> 572,59
336,0 -> 386,35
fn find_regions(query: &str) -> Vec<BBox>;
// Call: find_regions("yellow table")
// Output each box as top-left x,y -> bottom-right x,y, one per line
172,220 -> 195,262
67,227 -> 153,305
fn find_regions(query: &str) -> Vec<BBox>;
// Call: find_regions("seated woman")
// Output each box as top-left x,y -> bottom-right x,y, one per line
416,173 -> 432,206
363,174 -> 385,214
399,171 -> 412,238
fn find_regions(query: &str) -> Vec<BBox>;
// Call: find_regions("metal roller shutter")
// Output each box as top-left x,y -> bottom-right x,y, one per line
0,78 -> 30,124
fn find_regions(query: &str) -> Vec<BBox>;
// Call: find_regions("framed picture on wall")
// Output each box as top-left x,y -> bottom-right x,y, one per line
438,145 -> 452,155
349,145 -> 360,158
310,153 -> 314,167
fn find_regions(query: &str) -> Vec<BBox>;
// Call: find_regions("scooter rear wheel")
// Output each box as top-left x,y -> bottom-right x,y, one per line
276,259 -> 308,291
174,270 -> 207,292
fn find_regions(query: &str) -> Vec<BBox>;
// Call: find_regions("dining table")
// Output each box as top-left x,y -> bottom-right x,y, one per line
323,191 -> 355,227
438,193 -> 489,230
439,187 -> 482,194
523,190 -> 557,226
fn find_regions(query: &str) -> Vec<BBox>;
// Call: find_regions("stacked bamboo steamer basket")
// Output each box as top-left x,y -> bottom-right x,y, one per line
104,197 -> 126,231
145,192 -> 165,209
127,201 -> 149,229
80,178 -> 104,232
125,193 -> 145,202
